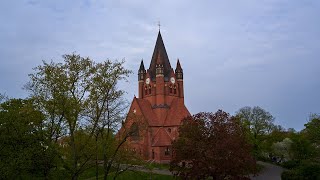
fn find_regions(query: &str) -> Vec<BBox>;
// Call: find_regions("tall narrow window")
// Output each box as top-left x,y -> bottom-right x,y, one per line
149,87 -> 151,94
165,147 -> 170,155
130,123 -> 139,141
152,149 -> 155,159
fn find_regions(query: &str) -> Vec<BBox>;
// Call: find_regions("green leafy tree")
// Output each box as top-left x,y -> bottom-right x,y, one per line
26,53 -> 132,180
0,98 -> 58,179
0,93 -> 6,102
86,60 -> 131,180
290,133 -> 315,162
304,114 -> 320,145
236,106 -> 275,157
272,138 -> 293,160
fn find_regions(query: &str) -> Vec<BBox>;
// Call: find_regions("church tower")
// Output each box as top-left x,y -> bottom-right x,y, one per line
120,31 -> 190,163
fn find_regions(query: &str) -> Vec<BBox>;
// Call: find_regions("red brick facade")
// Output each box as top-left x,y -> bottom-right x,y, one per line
121,31 -> 190,163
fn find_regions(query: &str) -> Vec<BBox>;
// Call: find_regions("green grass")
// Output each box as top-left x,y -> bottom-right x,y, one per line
79,166 -> 174,180
110,171 -> 174,180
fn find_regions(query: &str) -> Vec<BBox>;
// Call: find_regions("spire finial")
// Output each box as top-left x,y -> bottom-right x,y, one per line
158,21 -> 161,31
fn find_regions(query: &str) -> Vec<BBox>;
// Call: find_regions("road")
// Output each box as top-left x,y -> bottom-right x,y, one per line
87,161 -> 284,179
251,161 -> 284,180
139,161 -> 285,179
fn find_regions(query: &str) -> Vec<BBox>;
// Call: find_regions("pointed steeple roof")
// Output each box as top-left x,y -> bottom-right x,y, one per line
139,59 -> 145,71
176,59 -> 182,71
148,31 -> 172,80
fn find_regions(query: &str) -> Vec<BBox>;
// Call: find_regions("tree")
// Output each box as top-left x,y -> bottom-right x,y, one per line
290,133 -> 316,162
272,138 -> 293,160
0,98 -> 58,179
86,60 -> 132,180
26,53 -> 132,179
170,110 -> 256,179
236,106 -> 275,156
0,93 -> 6,102
304,114 -> 320,145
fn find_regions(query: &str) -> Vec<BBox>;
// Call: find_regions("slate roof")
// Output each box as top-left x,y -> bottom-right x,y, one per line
133,97 -> 190,127
176,59 -> 182,71
139,60 -> 145,71
164,98 -> 190,126
135,98 -> 161,126
148,31 -> 172,81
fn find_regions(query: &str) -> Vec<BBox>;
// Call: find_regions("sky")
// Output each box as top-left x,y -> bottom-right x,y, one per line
0,0 -> 320,131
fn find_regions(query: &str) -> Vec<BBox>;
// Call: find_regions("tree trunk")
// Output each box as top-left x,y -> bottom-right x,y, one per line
70,128 -> 78,180
95,135 -> 99,180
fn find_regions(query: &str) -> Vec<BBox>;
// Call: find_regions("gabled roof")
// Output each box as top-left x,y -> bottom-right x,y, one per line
131,97 -> 190,127
152,128 -> 173,147
164,98 -> 190,126
134,98 -> 162,126
148,31 -> 172,80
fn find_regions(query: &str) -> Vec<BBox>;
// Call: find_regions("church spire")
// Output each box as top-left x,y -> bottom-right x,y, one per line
139,59 -> 145,71
176,59 -> 182,71
138,59 -> 146,81
175,59 -> 183,80
148,31 -> 172,80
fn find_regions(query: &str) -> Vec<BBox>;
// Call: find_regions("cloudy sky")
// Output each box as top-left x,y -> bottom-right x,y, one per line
1,0 -> 319,130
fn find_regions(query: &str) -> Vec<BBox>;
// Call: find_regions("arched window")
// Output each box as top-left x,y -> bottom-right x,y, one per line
149,86 -> 151,94
170,87 -> 172,93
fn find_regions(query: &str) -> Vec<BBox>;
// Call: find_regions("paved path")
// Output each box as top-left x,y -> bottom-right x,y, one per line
131,166 -> 172,176
132,161 -> 285,179
88,161 -> 284,179
251,161 -> 284,180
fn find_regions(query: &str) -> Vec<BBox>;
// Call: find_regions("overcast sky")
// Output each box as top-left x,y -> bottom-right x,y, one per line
1,0 -> 319,131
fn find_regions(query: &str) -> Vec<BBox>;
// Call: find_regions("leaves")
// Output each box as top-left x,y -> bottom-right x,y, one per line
25,53 -> 132,179
0,98 -> 57,179
170,110 -> 256,179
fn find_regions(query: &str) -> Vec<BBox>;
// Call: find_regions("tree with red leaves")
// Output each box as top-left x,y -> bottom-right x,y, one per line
170,110 -> 257,179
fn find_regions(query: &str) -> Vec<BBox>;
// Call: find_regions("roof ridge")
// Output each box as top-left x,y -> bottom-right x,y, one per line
134,98 -> 150,126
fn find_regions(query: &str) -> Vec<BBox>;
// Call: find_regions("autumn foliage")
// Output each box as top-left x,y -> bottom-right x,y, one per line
170,110 -> 257,179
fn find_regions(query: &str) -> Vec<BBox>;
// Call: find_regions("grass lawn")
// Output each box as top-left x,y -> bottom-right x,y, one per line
79,166 -> 174,180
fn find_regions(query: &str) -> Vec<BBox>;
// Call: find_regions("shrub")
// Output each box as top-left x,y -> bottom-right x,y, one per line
281,161 -> 320,180
281,160 -> 300,169
299,161 -> 320,179
281,170 -> 301,180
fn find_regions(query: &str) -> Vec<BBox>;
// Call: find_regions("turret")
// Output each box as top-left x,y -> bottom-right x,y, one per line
138,60 -> 146,98
175,59 -> 183,80
138,59 -> 146,81
175,59 -> 184,98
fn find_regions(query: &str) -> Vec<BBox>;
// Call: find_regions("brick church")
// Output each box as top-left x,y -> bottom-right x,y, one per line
119,31 -> 190,163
